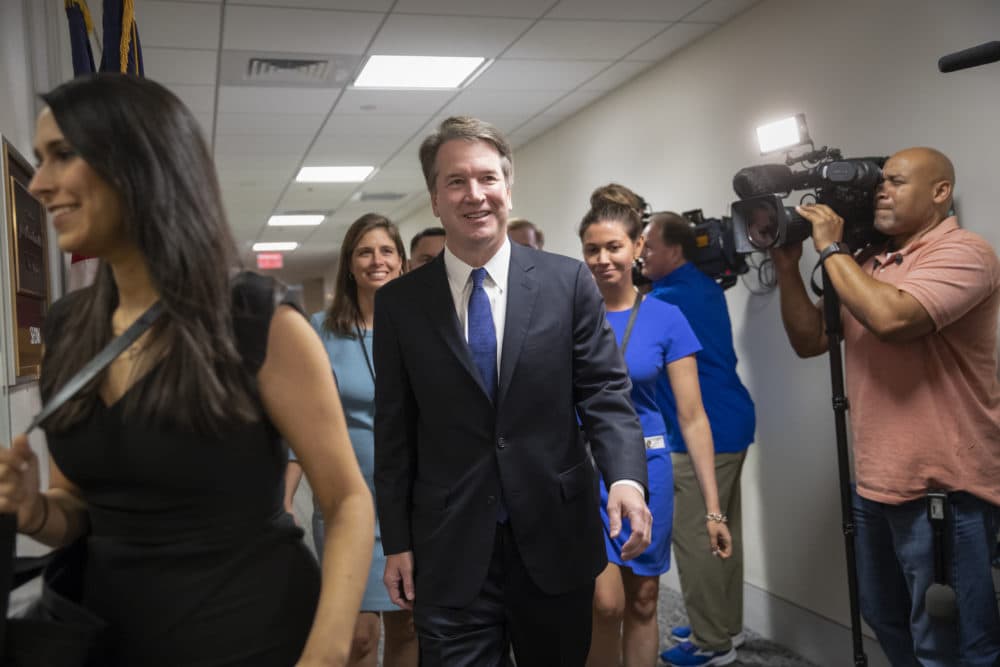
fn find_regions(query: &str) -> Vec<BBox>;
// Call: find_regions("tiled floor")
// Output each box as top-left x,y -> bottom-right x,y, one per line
658,585 -> 818,667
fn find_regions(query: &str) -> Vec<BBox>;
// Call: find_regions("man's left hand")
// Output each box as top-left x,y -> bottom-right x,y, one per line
796,203 -> 844,252
607,483 -> 652,561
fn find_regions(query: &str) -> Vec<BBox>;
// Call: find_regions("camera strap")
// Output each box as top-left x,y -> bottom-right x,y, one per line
619,292 -> 642,357
926,490 -> 949,585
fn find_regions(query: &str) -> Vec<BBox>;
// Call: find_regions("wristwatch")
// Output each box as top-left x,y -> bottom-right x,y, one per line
818,242 -> 850,264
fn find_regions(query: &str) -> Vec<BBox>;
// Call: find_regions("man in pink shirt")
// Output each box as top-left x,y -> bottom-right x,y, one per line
772,147 -> 1000,665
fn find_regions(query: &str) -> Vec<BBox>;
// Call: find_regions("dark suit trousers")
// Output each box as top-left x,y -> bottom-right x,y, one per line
413,522 -> 595,666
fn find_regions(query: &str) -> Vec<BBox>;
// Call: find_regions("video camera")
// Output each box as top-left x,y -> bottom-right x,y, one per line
730,146 -> 887,253
680,209 -> 748,290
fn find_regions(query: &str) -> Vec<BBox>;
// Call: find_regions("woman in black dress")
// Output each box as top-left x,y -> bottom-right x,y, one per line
0,74 -> 374,666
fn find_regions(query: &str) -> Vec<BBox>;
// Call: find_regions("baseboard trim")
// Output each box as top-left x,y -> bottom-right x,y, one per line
663,581 -> 891,667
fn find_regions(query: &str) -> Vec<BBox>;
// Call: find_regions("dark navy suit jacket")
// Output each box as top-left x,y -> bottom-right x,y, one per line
373,243 -> 646,607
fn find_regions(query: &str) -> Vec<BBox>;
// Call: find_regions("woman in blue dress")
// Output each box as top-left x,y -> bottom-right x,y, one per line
580,193 -> 733,667
286,214 -> 418,667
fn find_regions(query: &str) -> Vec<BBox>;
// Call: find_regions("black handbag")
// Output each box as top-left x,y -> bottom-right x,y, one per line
1,301 -> 164,666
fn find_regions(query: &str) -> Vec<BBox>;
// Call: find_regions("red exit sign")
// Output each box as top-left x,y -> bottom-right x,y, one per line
256,252 -> 284,270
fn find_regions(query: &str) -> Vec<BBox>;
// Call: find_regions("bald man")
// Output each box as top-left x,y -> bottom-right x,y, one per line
772,148 -> 1000,664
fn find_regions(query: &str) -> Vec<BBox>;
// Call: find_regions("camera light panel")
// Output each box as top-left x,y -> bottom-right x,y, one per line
756,114 -> 810,154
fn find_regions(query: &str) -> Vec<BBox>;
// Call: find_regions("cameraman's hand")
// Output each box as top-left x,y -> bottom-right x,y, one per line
770,243 -> 802,275
795,204 -> 844,251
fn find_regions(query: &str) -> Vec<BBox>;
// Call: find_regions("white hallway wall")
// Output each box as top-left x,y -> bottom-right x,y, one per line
401,0 -> 999,664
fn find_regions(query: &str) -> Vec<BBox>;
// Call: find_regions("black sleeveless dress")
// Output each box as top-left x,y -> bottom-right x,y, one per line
41,274 -> 320,667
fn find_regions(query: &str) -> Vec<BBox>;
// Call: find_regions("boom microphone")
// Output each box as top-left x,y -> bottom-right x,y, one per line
732,164 -> 796,199
925,582 -> 957,621
938,40 -> 1000,73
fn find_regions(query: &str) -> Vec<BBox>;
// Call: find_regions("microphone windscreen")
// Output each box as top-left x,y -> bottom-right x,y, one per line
925,583 -> 957,621
732,164 -> 794,199
938,41 -> 1000,73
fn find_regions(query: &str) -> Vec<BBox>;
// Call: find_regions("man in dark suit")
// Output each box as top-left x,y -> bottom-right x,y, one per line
373,116 -> 651,666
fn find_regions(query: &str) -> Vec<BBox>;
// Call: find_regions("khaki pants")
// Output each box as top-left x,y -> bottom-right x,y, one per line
671,450 -> 747,652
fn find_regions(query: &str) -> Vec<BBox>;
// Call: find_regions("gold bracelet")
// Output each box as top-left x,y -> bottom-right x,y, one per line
23,495 -> 49,536
705,512 -> 728,523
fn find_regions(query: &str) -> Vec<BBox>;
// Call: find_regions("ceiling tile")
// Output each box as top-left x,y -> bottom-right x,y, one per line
166,84 -> 216,114
215,152 -> 300,171
223,6 -> 382,54
506,19 -> 668,60
685,0 -> 760,23
549,0 -> 705,21
303,144 -> 396,166
216,112 -> 327,135
625,21 -> 715,61
214,133 -> 313,157
393,0 -> 552,18
542,89 -> 605,116
369,14 -> 533,57
470,59 -> 611,91
318,114 -> 430,138
138,1 -> 221,50
254,226 -> 318,243
218,86 -> 339,114
218,168 -> 296,186
508,113 -> 569,146
310,132 -> 407,158
279,183 -> 357,211
143,48 -> 217,86
579,60 -> 651,91
442,88 -> 565,117
230,0 -> 391,9
334,89 -> 454,115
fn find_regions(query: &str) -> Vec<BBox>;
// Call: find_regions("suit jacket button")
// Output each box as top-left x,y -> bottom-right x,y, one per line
497,437 -> 506,449
487,495 -> 496,505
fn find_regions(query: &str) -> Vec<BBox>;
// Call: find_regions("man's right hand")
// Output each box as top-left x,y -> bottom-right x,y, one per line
383,551 -> 415,610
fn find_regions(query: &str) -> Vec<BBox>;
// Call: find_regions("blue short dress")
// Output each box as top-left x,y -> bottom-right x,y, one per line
599,297 -> 701,576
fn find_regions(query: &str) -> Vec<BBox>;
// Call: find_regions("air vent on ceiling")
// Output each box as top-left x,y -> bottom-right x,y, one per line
247,57 -> 330,84
359,192 -> 407,202
220,50 -> 363,89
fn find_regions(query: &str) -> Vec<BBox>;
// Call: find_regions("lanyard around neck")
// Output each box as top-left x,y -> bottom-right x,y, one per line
354,321 -> 375,384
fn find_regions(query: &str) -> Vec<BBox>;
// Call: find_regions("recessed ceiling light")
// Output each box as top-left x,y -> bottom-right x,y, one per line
296,166 -> 375,183
354,55 -> 487,89
268,214 -> 324,226
252,242 -> 298,252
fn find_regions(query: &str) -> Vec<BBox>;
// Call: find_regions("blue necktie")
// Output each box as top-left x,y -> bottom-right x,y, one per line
468,268 -> 497,402
468,268 -> 507,522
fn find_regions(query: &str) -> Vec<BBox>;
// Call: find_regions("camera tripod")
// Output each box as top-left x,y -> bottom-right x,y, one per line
820,267 -> 868,666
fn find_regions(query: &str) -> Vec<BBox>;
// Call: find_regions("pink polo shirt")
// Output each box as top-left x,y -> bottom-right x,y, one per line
843,217 -> 1000,506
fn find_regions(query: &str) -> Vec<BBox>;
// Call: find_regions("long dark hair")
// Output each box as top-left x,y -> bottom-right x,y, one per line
324,213 -> 406,337
39,74 -> 258,433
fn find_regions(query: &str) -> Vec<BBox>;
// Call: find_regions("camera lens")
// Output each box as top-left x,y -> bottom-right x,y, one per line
746,203 -> 779,249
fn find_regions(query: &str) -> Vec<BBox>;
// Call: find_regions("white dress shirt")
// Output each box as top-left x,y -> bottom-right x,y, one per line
442,239 -> 643,497
443,239 -> 510,371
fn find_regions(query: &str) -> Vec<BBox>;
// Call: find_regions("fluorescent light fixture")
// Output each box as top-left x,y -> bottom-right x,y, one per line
756,113 -> 811,154
296,166 -> 375,183
252,242 -> 298,252
268,214 -> 324,226
354,55 -> 486,89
